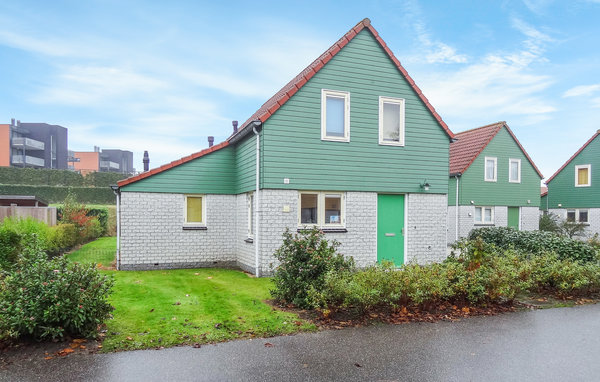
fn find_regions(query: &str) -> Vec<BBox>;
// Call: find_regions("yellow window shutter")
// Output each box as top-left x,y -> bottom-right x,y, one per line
578,168 -> 589,185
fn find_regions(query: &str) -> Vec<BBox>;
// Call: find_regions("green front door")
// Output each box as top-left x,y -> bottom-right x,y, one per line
508,207 -> 520,230
377,194 -> 405,266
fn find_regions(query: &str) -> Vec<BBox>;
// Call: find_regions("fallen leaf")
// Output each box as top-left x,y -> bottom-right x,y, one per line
57,348 -> 74,357
207,276 -> 213,279
126,336 -> 134,341
194,273 -> 200,276
214,323 -> 222,329
173,302 -> 181,305
192,343 -> 201,348
264,342 -> 274,347
354,363 -> 362,368
79,345 -> 86,349
72,339 -> 86,344
44,356 -> 53,360
149,308 -> 154,312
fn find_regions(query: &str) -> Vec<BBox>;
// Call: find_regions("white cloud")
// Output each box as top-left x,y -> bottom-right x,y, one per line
563,84 -> 600,97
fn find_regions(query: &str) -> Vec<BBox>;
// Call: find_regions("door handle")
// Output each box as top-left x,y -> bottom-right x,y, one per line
385,233 -> 396,237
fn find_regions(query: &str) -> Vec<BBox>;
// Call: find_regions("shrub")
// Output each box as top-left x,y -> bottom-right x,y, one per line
49,224 -> 78,252
58,193 -> 102,244
0,239 -> 114,340
0,225 -> 22,270
271,227 -> 355,309
539,213 -> 560,233
0,185 -> 116,204
468,227 -> 598,262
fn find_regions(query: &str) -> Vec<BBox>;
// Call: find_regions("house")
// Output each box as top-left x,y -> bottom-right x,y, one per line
544,130 -> 600,237
0,119 -> 68,169
447,122 -> 543,243
114,18 -> 454,275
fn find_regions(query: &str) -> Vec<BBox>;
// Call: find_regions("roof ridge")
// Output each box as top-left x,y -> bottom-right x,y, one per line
454,121 -> 505,136
545,130 -> 600,184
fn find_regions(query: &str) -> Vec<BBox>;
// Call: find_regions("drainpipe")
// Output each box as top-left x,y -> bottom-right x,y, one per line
110,185 -> 121,270
252,122 -> 262,277
454,174 -> 461,242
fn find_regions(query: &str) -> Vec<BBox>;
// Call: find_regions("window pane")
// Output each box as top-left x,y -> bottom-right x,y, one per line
326,96 -> 345,137
486,160 -> 495,180
578,168 -> 589,185
510,161 -> 519,181
475,207 -> 482,222
484,208 -> 492,223
300,194 -> 318,224
382,102 -> 400,142
186,197 -> 203,223
579,210 -> 588,223
567,210 -> 576,222
324,194 -> 341,224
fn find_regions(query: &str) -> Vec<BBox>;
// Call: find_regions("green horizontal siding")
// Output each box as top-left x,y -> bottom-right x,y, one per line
120,146 -> 236,194
261,29 -> 450,193
235,133 -> 259,194
546,134 -> 600,208
454,127 -> 541,206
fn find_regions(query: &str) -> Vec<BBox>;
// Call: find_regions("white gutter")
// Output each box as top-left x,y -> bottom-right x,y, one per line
252,125 -> 261,277
111,185 -> 121,270
455,175 -> 460,242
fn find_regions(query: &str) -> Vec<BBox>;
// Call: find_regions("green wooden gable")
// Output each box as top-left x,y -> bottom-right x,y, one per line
449,126 -> 542,207
545,132 -> 600,209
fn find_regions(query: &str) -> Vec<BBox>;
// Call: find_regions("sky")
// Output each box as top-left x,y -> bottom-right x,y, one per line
0,0 -> 599,180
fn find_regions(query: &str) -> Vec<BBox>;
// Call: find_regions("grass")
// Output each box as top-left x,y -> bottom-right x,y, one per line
66,238 -> 316,352
65,236 -> 116,268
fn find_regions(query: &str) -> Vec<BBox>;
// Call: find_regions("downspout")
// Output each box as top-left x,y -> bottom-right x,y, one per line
110,185 -> 121,270
252,123 -> 261,277
455,175 -> 460,242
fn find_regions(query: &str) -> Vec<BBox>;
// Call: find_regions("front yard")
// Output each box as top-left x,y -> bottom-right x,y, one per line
66,238 -> 315,352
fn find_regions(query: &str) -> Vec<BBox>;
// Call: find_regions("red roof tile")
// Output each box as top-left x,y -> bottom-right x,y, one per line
450,121 -> 543,178
545,130 -> 600,184
230,18 -> 454,141
541,186 -> 548,197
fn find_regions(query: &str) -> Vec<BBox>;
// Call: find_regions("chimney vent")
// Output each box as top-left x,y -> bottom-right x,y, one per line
16,120 -> 20,127
232,120 -> 238,134
10,118 -> 15,126
143,151 -> 149,172
208,136 -> 214,147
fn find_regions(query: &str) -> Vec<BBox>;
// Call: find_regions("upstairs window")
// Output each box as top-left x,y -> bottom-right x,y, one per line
509,158 -> 521,183
321,90 -> 350,142
485,157 -> 497,182
184,195 -> 205,225
575,165 -> 591,187
379,97 -> 405,146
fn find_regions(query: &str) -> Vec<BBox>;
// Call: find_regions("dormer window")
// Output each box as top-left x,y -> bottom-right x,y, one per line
321,89 -> 350,142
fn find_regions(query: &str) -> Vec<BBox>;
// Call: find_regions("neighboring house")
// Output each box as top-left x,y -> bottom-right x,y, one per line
114,18 -> 454,275
0,119 -> 68,169
544,130 -> 600,237
447,122 -> 543,244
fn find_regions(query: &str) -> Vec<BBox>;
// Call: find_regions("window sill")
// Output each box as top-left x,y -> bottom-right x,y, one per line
474,223 -> 495,226
244,238 -> 254,243
378,141 -> 405,147
182,226 -> 207,230
321,137 -> 350,143
297,228 -> 348,233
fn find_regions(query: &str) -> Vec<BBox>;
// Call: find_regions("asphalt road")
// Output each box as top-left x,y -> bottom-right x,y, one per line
2,303 -> 599,382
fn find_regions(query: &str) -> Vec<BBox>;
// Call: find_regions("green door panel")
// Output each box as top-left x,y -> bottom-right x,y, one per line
377,194 -> 405,266
508,207 -> 520,230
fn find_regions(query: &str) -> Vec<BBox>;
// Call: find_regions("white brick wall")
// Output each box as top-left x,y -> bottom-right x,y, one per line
406,193 -> 448,264
235,193 -> 256,273
549,208 -> 600,238
521,207 -> 540,231
119,192 -> 237,270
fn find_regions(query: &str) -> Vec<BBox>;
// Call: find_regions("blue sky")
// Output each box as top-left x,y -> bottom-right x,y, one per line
1,0 -> 599,179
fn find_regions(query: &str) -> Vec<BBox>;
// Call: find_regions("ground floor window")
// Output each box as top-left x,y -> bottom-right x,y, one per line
299,192 -> 345,227
474,206 -> 494,224
567,209 -> 588,224
184,195 -> 205,226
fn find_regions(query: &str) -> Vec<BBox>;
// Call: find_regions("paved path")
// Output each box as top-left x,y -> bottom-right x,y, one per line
2,304 -> 600,381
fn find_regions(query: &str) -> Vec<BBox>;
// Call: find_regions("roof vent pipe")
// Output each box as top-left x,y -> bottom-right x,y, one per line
10,118 -> 15,126
16,120 -> 20,127
232,120 -> 238,134
208,136 -> 214,147
143,151 -> 149,172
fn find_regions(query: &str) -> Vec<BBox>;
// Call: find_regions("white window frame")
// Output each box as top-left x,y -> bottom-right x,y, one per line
575,164 -> 591,187
321,89 -> 350,142
183,194 -> 206,226
298,191 -> 345,228
378,96 -> 405,146
509,158 -> 521,183
567,209 -> 589,224
484,157 -> 497,182
247,192 -> 254,238
474,206 -> 494,225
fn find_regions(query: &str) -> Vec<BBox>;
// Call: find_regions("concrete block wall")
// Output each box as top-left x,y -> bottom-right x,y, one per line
235,193 -> 255,273
406,193 -> 448,264
521,207 -> 540,231
549,208 -> 600,238
495,206 -> 508,227
119,192 -> 237,270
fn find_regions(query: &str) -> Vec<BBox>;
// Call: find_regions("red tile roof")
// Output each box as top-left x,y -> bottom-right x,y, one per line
230,18 -> 454,141
545,130 -> 600,184
118,18 -> 453,188
541,186 -> 548,197
449,121 -> 543,178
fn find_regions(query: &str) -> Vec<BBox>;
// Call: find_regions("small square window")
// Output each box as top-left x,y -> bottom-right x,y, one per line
299,192 -> 344,227
509,159 -> 521,183
485,157 -> 497,182
321,90 -> 350,142
567,210 -> 576,222
475,206 -> 494,224
575,165 -> 591,187
379,97 -> 405,146
185,195 -> 205,225
579,210 -> 589,223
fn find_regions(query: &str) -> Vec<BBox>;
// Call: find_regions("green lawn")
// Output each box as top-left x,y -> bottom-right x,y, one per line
65,236 -> 116,268
66,238 -> 315,352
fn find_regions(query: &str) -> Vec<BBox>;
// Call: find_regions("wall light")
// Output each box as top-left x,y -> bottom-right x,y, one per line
420,180 -> 430,191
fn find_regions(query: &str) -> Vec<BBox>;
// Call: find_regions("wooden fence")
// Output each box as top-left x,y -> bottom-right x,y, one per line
0,206 -> 57,226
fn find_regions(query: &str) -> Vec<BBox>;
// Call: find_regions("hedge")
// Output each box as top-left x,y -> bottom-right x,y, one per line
0,185 -> 115,204
0,167 -> 127,187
